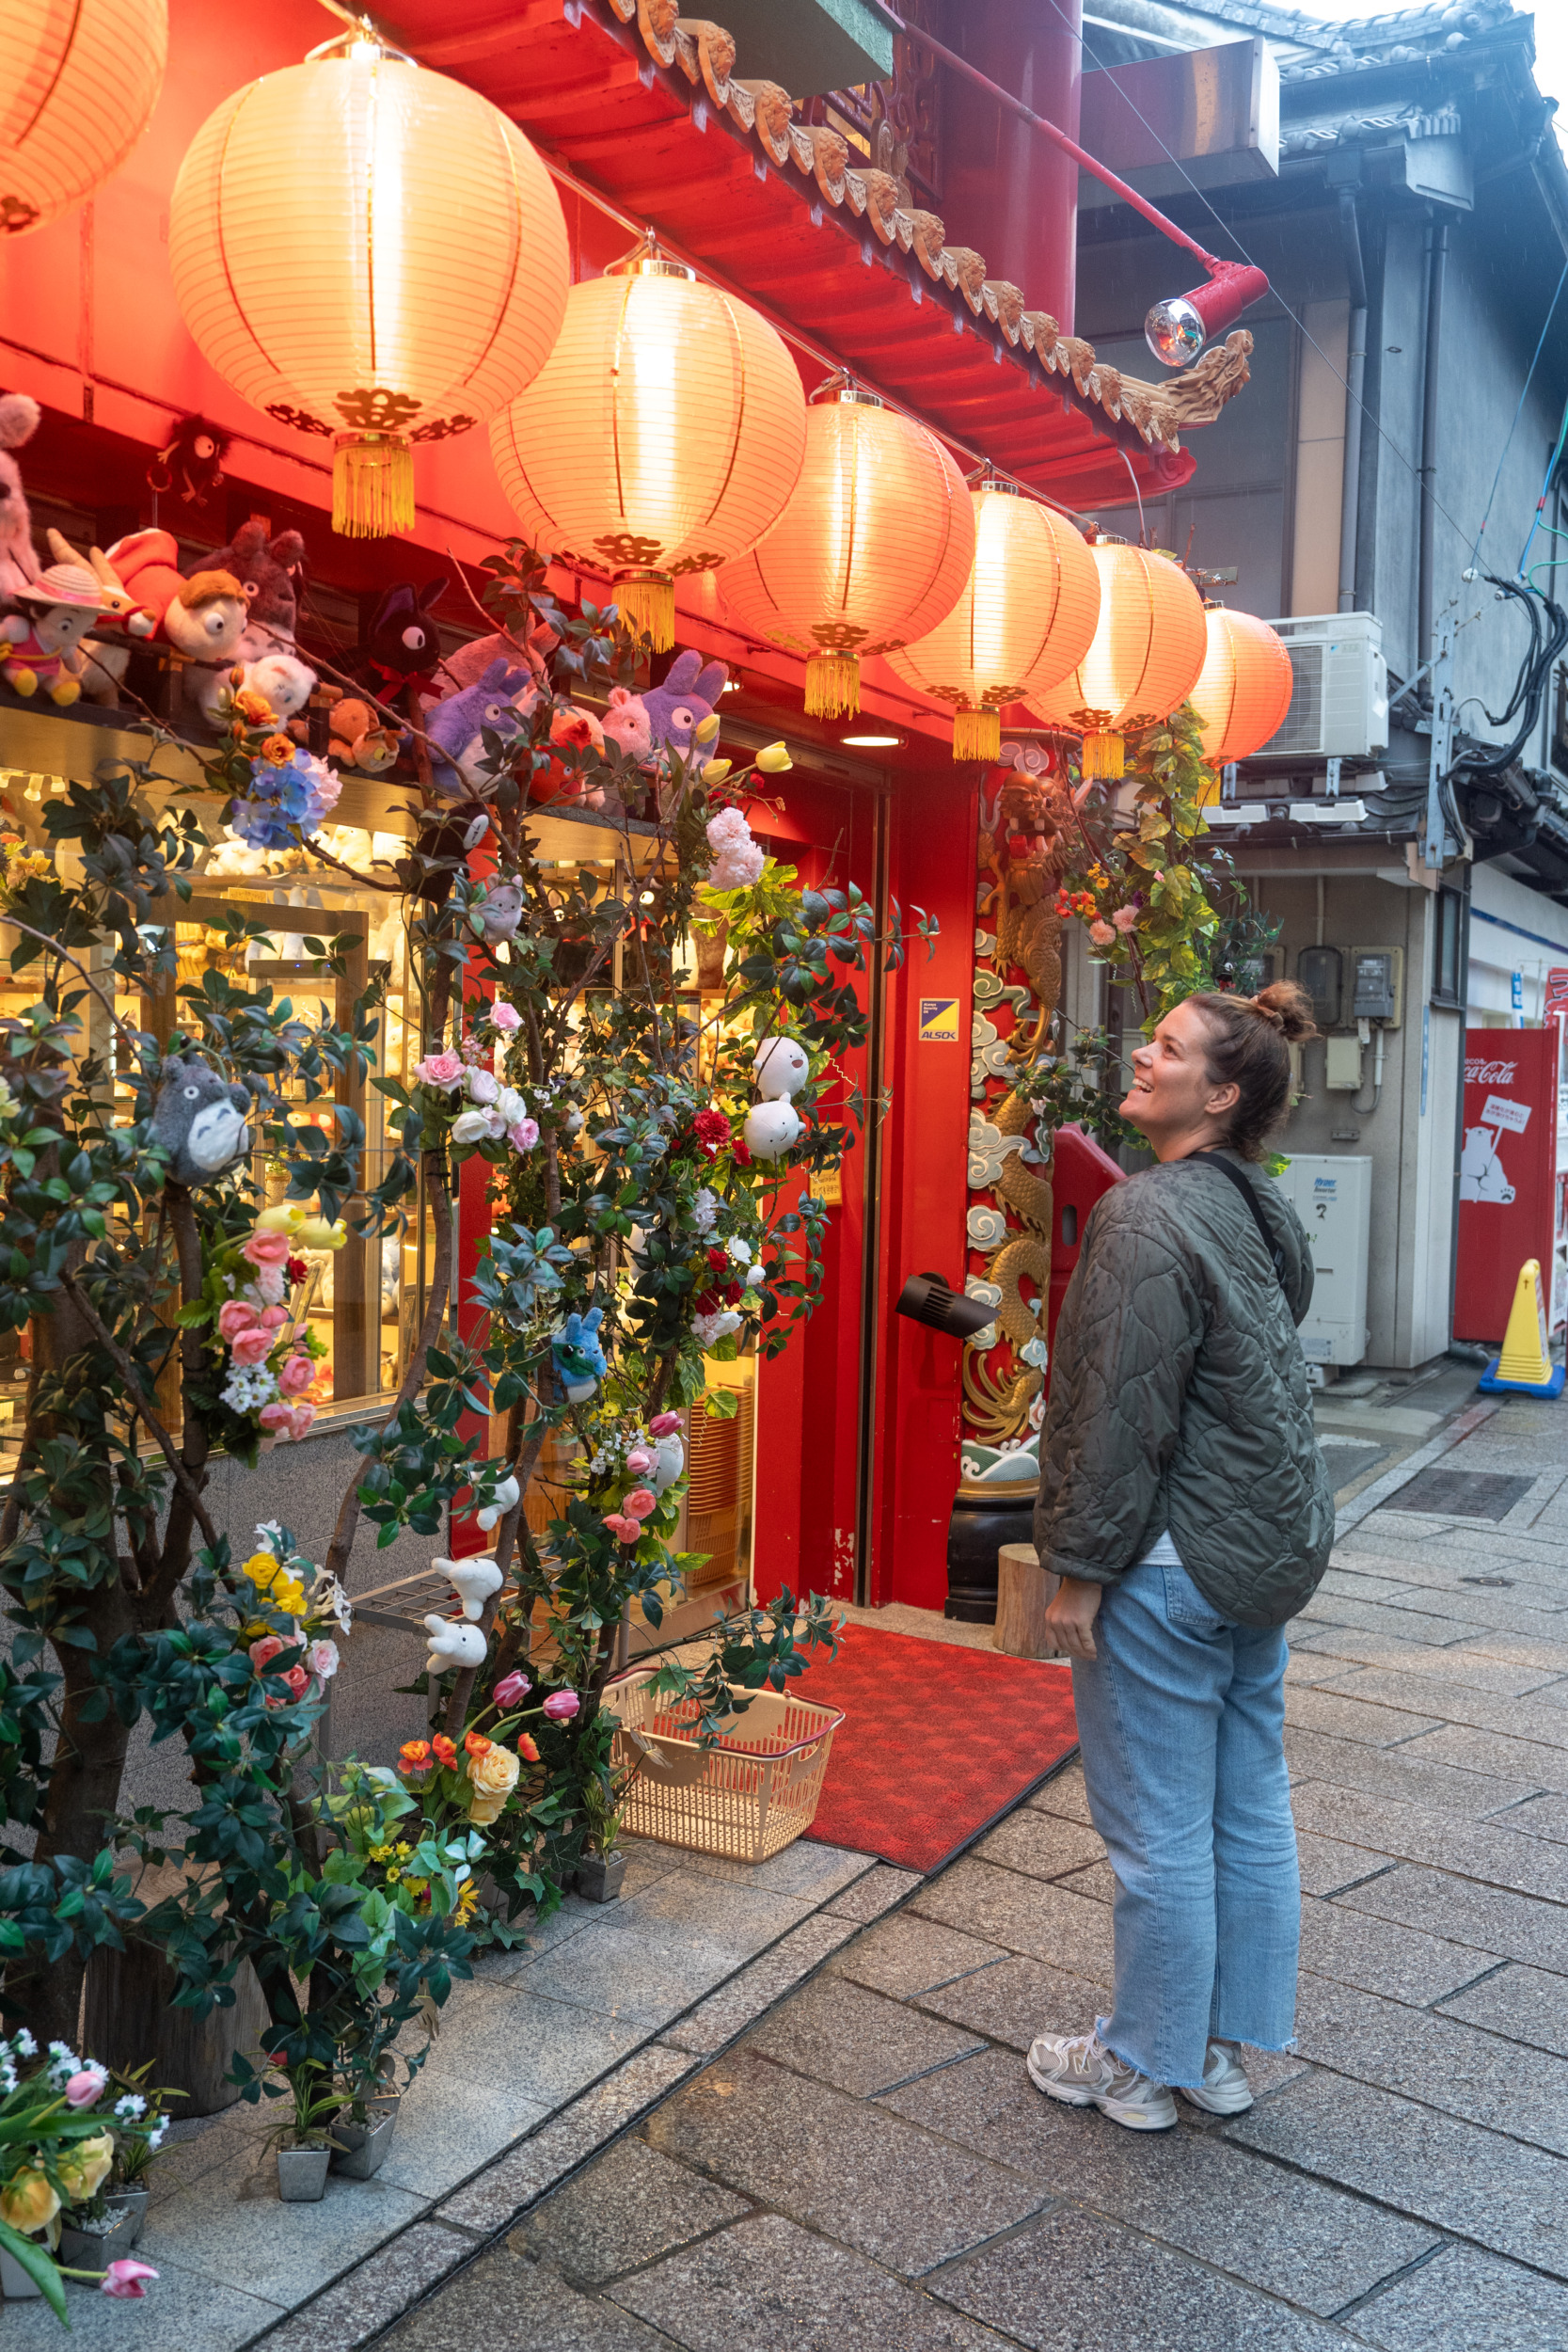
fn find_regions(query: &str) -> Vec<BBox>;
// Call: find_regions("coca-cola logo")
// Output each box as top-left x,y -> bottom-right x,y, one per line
1465,1059 -> 1518,1085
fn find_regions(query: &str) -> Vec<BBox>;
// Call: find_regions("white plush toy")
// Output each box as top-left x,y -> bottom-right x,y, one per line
650,1431 -> 686,1494
475,1474 -> 520,1534
744,1100 -> 801,1162
439,1556 -> 504,1621
245,651 -> 316,724
422,1614 -> 487,1675
752,1036 -> 809,1100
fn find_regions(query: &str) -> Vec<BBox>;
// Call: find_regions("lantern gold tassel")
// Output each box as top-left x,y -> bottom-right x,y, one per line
614,571 -> 675,652
805,651 -> 860,719
1082,729 -> 1125,781
953,706 -> 1002,763
333,435 -> 415,539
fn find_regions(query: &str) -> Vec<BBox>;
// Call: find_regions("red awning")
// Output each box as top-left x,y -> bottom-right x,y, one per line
389,0 -> 1250,512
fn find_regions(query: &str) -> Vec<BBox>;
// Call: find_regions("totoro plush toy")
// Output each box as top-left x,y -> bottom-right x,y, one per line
153,1054 -> 253,1185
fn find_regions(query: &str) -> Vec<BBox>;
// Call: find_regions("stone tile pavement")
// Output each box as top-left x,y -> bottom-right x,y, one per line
368,1391 -> 1568,2351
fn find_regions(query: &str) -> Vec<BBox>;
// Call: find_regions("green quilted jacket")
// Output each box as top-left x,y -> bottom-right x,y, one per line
1033,1149 -> 1335,1628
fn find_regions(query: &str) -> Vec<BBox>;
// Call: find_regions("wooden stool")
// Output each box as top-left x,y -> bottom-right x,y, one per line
994,1542 -> 1061,1659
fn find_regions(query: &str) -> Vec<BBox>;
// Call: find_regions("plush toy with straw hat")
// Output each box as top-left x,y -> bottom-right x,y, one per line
0,563 -> 111,704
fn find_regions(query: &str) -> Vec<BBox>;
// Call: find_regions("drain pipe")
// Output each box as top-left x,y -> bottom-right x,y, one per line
1418,216 -> 1449,662
1338,188 -> 1368,613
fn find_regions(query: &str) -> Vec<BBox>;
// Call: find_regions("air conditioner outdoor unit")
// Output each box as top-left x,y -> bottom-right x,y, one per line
1254,612 -> 1388,759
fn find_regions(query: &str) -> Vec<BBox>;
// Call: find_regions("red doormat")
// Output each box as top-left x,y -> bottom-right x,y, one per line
794,1625 -> 1079,1875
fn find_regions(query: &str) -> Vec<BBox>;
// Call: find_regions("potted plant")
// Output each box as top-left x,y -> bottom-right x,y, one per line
0,2033 -> 165,2320
57,2066 -> 174,2263
259,2060 -> 341,2202
574,1737 -> 639,1903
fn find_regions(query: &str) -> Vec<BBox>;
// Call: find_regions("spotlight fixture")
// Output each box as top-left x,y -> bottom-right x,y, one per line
1145,260 -> 1270,369
895,1271 -> 996,1341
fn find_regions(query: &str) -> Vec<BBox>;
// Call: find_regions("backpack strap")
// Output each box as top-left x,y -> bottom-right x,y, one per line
1180,1151 -> 1289,1290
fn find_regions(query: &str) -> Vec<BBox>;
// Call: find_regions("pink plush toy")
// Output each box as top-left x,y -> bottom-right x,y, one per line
0,393 -> 42,601
1,563 -> 109,705
600,685 -> 653,762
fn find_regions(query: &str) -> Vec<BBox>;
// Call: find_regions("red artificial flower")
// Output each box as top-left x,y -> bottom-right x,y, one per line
706,1247 -> 729,1273
721,1279 -> 743,1306
286,1255 -> 308,1286
432,1733 -> 458,1770
689,1108 -> 732,1159
516,1732 -> 541,1763
398,1740 -> 431,1773
464,1730 -> 493,1756
732,1138 -> 752,1167
695,1288 -> 721,1316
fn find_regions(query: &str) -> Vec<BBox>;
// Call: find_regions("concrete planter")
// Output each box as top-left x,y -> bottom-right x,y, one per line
57,2190 -> 149,2269
276,2142 -> 331,2201
576,1851 -> 627,1903
330,2103 -> 398,2180
0,2244 -> 46,2298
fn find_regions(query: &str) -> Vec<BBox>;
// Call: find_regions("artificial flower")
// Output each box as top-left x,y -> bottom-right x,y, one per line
625,1447 -> 654,1474
218,1301 -> 259,1341
0,2168 -> 59,2233
259,1304 -> 289,1330
494,1087 -> 529,1127
464,1730 -> 492,1757
279,1665 -> 309,1700
249,1635 -> 287,1672
507,1118 -> 540,1152
494,1668 -> 531,1708
1088,919 -> 1115,946
256,1203 -> 308,1234
622,1487 -> 657,1523
754,740 -> 792,772
701,757 -> 732,785
466,1069 -> 499,1105
258,733 -> 295,767
467,1741 -> 520,1825
65,2063 -> 108,2108
308,1641 -> 340,1680
1111,903 -> 1139,933
516,1732 -> 541,1763
706,1247 -> 729,1273
100,2260 -> 158,2300
277,1354 -> 315,1398
451,1107 -> 502,1146
295,1217 -> 346,1251
543,1690 -> 580,1722
648,1411 -> 681,1438
689,1108 -> 733,1159
414,1050 -> 465,1089
725,1235 -> 752,1263
242,1229 -> 292,1271
56,2130 -> 114,2204
230,1326 -> 274,1367
693,712 -> 722,745
286,1254 -> 309,1287
602,1512 -> 641,1545
232,687 -> 274,727
398,1740 -> 432,1774
432,1734 -> 458,1771
490,1002 -> 523,1032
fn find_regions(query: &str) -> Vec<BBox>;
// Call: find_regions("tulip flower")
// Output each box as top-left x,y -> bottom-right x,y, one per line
543,1690 -> 580,1722
649,1410 -> 681,1437
101,2260 -> 158,2299
494,1668 -> 531,1708
517,1732 -> 541,1763
755,740 -> 793,773
701,757 -> 732,785
65,2063 -> 108,2108
432,1734 -> 458,1770
693,712 -> 722,744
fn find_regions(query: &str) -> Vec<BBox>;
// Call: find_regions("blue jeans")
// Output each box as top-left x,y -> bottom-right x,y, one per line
1068,1535 -> 1300,2087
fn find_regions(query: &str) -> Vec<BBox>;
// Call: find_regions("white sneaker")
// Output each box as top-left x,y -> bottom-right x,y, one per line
1025,2030 -> 1177,2131
1180,2037 -> 1254,2116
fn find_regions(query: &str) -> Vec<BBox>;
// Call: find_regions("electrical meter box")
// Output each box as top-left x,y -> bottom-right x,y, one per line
1275,1155 -> 1373,1364
1350,946 -> 1403,1026
1298,945 -> 1343,1032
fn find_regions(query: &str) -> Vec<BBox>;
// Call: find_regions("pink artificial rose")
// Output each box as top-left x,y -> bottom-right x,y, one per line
1088,919 -> 1115,947
258,1401 -> 293,1431
494,1668 -> 531,1708
602,1512 -> 641,1545
277,1353 -> 315,1397
65,2065 -> 108,2108
543,1690 -> 580,1722
467,1069 -> 499,1105
414,1050 -> 464,1089
217,1301 -> 258,1341
249,1636 -> 287,1670
258,1303 -> 290,1330
230,1327 -> 273,1367
100,2261 -> 158,2300
648,1411 -> 680,1438
1111,904 -> 1139,933
622,1486 -> 657,1522
241,1229 -> 292,1270
308,1640 -> 340,1680
281,1664 -> 309,1699
282,1401 -> 316,1443
491,1003 -> 523,1032
625,1447 -> 654,1474
508,1118 -> 540,1151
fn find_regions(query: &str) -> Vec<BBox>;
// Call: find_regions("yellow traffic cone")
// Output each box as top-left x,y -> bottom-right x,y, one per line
1479,1259 -> 1566,1396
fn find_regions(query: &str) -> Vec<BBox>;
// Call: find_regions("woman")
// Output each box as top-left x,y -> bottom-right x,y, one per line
1026,981 -> 1331,2131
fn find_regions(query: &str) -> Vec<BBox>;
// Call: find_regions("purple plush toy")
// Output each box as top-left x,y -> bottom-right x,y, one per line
424,657 -> 537,800
641,649 -> 727,761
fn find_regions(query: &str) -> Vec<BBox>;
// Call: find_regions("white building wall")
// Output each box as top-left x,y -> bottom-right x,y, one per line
1468,864 -> 1568,1026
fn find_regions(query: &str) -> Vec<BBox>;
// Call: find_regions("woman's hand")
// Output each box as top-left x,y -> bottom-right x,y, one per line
1039,1574 -> 1103,1661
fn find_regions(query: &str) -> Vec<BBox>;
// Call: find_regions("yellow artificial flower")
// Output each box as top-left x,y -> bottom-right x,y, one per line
295,1216 -> 347,1252
0,2168 -> 60,2234
55,2131 -> 114,2206
256,1203 -> 308,1235
244,1553 -> 279,1588
754,741 -> 793,774
467,1742 -> 520,1826
271,1576 -> 308,1617
692,713 -> 721,745
701,758 -> 732,786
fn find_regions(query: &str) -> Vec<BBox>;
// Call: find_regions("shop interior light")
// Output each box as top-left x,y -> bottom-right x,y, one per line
842,732 -> 901,747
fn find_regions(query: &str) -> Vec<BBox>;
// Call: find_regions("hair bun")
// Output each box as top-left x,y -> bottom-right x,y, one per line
1252,978 -> 1318,1044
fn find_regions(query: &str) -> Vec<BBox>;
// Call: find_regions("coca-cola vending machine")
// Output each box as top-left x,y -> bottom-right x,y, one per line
1455,1025 -> 1564,1343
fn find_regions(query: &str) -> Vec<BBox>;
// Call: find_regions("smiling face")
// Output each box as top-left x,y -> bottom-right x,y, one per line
1121,997 -> 1241,1163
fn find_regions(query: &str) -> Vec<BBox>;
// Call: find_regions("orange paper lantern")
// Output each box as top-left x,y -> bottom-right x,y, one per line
1029,542 -> 1208,778
4,0 -> 166,236
1190,605 -> 1294,762
887,482 -> 1101,761
169,33 -> 569,537
491,237 -> 807,652
719,384 -> 974,719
